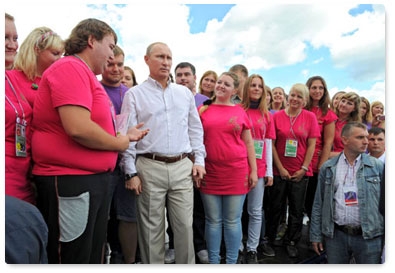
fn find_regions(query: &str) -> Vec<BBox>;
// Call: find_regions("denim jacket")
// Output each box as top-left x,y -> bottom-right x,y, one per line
310,153 -> 384,242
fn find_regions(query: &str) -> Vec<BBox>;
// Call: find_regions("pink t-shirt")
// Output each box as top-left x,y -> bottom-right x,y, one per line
333,119 -> 347,152
5,73 -> 35,204
272,109 -> 320,176
199,104 -> 251,195
246,108 -> 275,177
32,56 -> 118,175
309,107 -> 337,173
6,69 -> 40,107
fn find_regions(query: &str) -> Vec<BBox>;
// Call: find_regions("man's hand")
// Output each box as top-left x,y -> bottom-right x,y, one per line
192,165 -> 206,188
127,122 -> 149,142
311,242 -> 324,256
125,176 -> 142,195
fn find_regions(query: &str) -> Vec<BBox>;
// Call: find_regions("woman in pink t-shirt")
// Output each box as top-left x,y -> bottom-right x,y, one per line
198,72 -> 257,264
266,83 -> 320,258
330,92 -> 361,158
238,74 -> 276,263
304,76 -> 337,223
5,13 -> 35,204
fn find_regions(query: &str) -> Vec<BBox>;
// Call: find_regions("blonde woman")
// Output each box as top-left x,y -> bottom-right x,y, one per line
7,26 -> 64,107
266,83 -> 320,258
371,100 -> 385,129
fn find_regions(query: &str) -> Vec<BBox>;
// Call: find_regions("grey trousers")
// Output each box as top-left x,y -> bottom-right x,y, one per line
136,156 -> 195,264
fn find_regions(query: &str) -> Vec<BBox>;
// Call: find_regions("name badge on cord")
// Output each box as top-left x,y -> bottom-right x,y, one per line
254,139 -> 264,159
15,121 -> 27,157
285,138 -> 298,157
344,185 -> 358,206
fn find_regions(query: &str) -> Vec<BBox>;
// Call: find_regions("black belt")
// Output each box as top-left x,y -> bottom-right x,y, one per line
334,223 -> 362,236
139,153 -> 189,163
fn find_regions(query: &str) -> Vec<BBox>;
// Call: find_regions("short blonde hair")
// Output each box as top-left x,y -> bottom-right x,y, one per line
14,26 -> 64,81
288,83 -> 309,106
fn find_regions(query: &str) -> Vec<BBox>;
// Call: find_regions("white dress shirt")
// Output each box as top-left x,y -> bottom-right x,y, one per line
120,77 -> 206,174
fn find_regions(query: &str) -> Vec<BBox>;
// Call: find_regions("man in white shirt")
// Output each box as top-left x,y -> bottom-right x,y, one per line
120,42 -> 206,264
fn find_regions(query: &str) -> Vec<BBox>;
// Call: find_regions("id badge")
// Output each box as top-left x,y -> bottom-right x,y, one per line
284,138 -> 298,157
15,122 -> 27,157
254,139 -> 264,159
344,185 -> 358,206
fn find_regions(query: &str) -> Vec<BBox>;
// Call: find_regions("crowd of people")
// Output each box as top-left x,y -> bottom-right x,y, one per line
5,13 -> 385,265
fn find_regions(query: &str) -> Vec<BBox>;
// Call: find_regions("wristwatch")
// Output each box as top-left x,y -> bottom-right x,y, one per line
125,173 -> 138,181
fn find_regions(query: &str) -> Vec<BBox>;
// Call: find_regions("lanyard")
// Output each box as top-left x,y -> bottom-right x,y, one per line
287,109 -> 301,139
5,74 -> 27,125
247,110 -> 266,139
74,54 -> 117,135
343,158 -> 357,185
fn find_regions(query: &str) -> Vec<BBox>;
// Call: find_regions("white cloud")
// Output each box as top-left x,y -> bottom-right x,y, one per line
4,1 -> 386,104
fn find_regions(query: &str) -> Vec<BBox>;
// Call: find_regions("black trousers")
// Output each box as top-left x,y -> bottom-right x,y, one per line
35,172 -> 112,263
304,172 -> 318,219
266,176 -> 308,244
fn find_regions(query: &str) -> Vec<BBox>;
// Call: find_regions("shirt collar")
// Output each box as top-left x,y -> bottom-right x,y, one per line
147,76 -> 171,89
341,152 -> 362,166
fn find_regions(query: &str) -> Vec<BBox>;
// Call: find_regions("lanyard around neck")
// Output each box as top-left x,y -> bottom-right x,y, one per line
286,108 -> 301,139
247,110 -> 266,139
5,74 -> 27,125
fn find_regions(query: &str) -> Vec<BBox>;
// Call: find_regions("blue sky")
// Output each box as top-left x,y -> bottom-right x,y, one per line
4,1 -> 387,105
185,3 -> 384,102
186,4 -> 235,34
0,2 -> 393,270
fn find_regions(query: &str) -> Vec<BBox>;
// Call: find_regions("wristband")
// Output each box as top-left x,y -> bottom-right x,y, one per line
125,173 -> 138,181
301,166 -> 308,172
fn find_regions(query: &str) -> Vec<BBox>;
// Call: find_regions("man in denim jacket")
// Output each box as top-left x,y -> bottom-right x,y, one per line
310,122 -> 384,263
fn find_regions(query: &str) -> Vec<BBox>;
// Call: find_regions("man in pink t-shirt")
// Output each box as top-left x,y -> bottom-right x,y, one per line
31,18 -> 148,264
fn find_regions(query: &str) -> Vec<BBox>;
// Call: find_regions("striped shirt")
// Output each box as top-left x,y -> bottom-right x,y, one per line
333,153 -> 362,226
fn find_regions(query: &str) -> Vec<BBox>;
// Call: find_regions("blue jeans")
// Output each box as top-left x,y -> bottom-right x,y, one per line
325,229 -> 383,263
240,178 -> 265,252
200,193 -> 246,264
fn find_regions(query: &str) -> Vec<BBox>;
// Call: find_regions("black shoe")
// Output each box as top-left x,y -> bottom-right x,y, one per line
258,243 -> 275,257
245,251 -> 258,264
236,250 -> 244,264
286,242 -> 299,258
272,238 -> 283,247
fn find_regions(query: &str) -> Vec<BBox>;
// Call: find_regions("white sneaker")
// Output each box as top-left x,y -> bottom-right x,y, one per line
165,248 -> 175,264
197,249 -> 209,264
